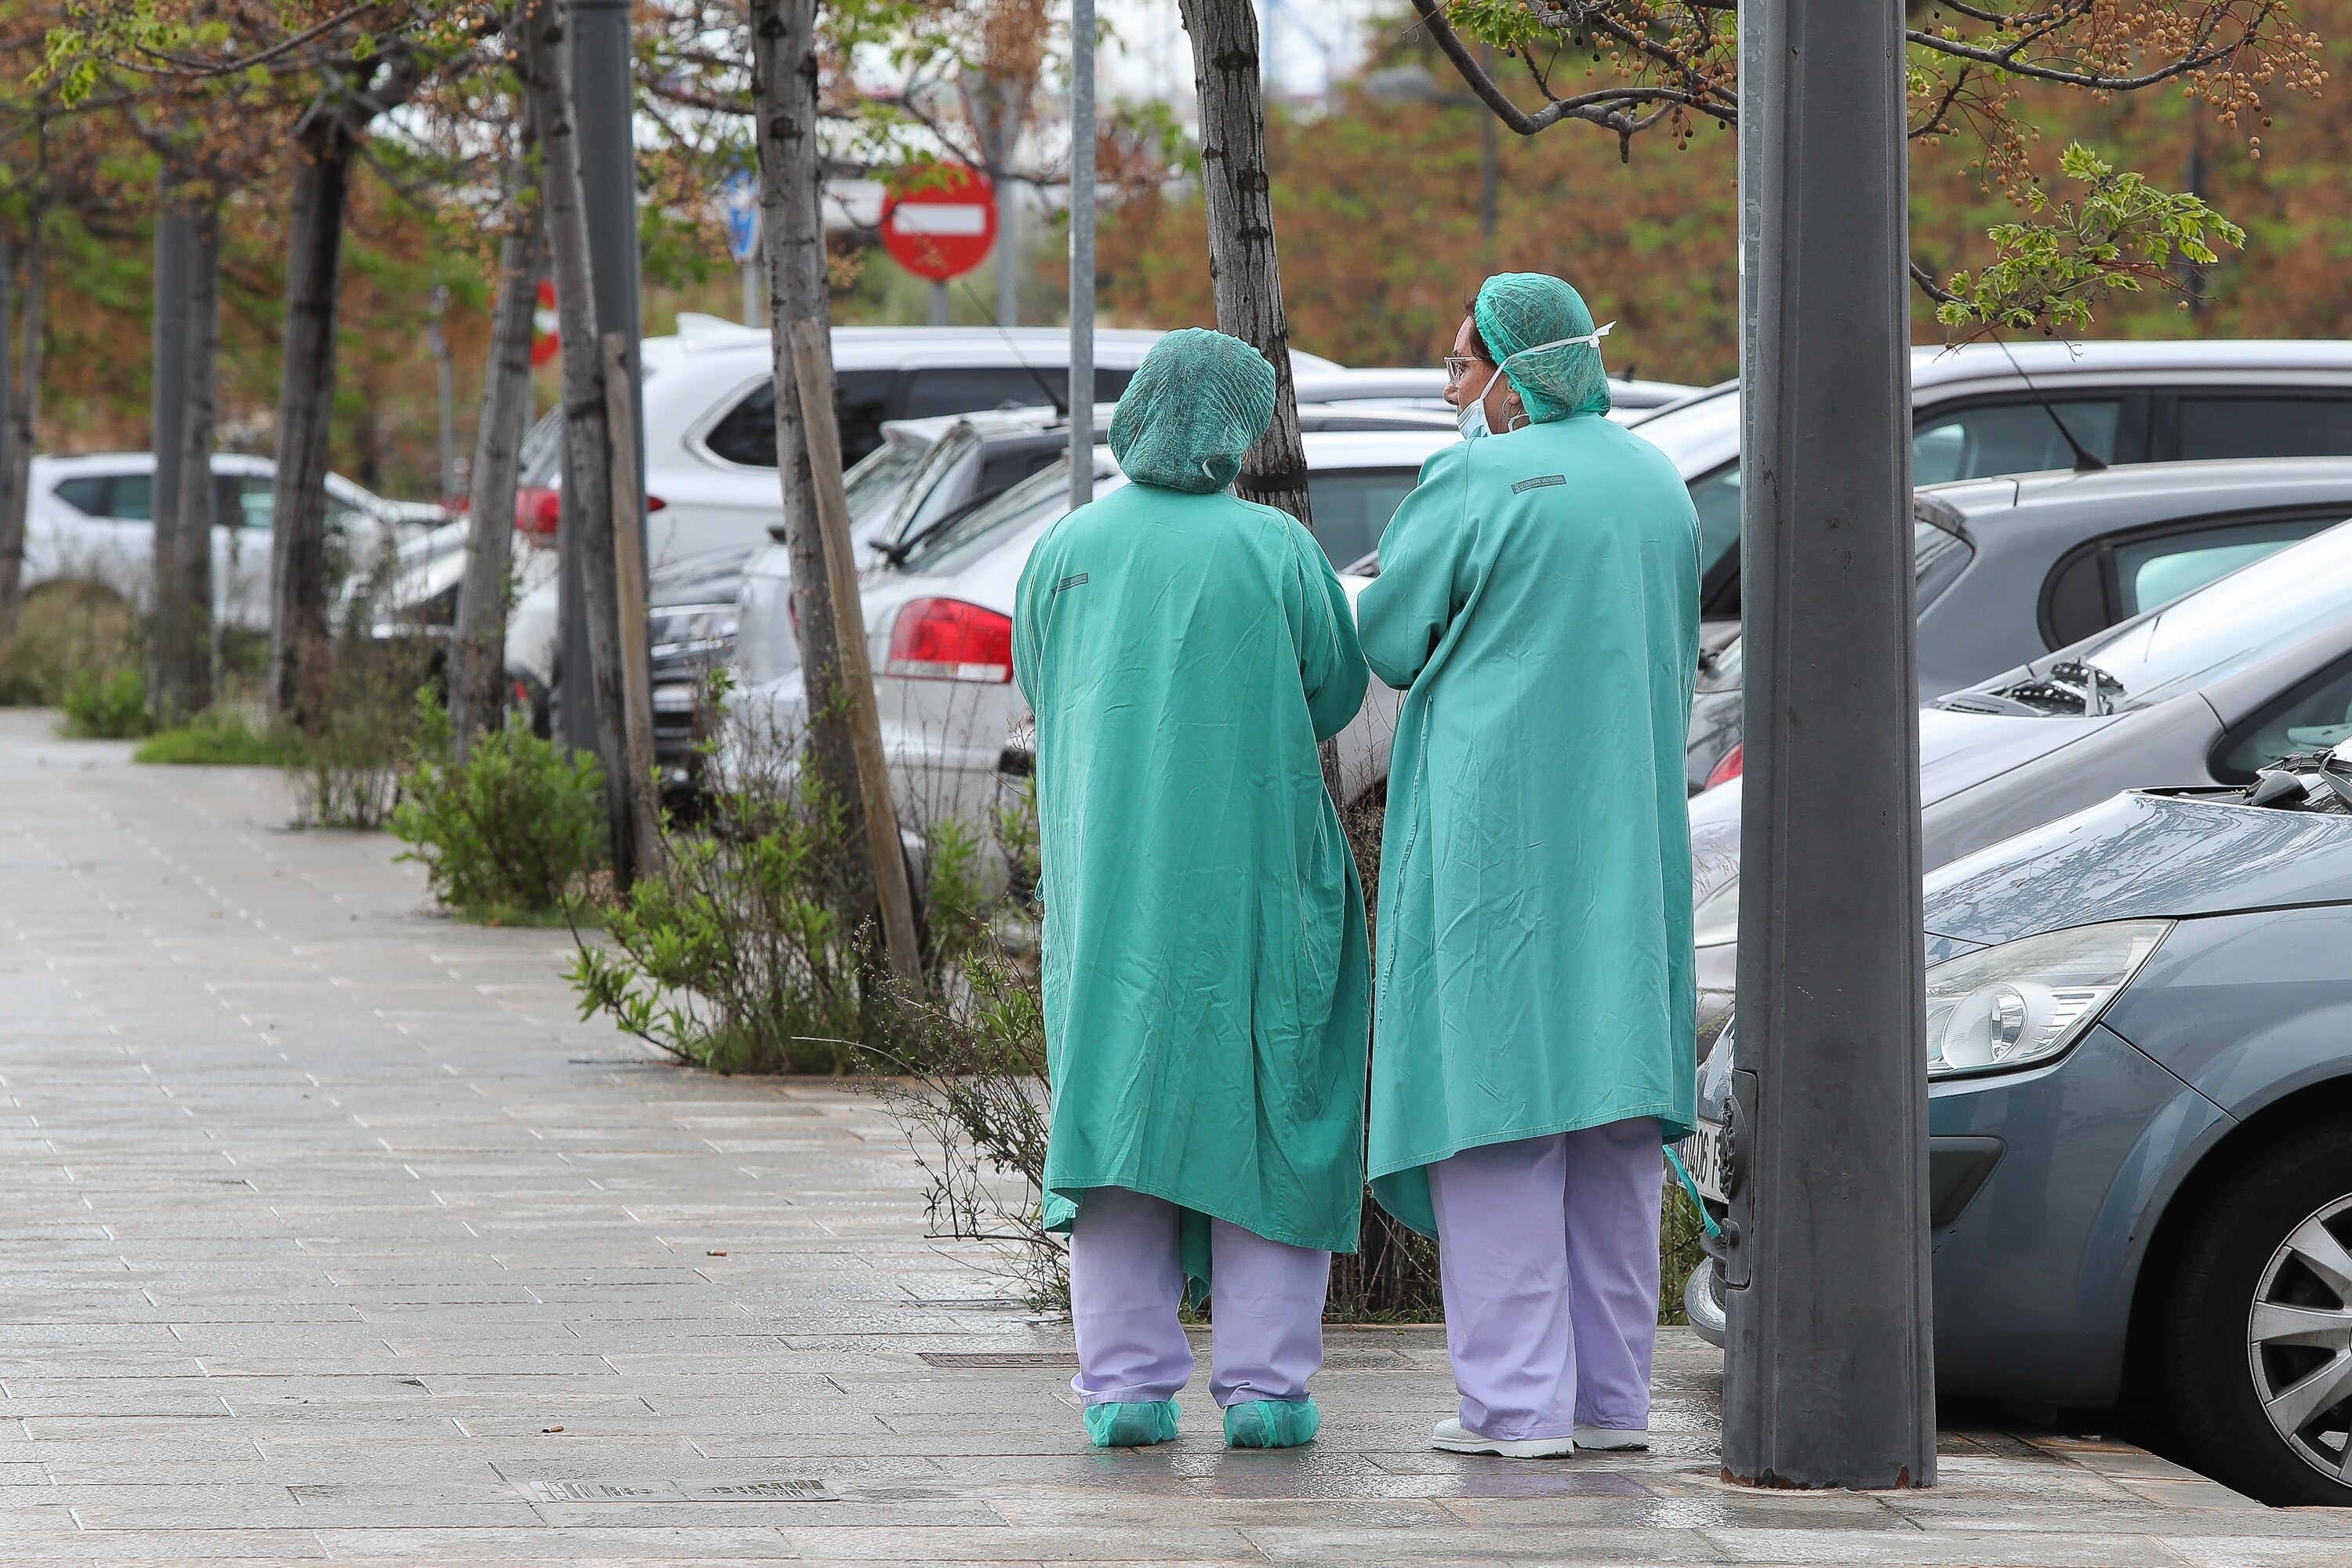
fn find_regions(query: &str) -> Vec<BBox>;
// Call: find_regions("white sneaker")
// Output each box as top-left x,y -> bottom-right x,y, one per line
1431,1417 -> 1576,1458
1573,1425 -> 1650,1450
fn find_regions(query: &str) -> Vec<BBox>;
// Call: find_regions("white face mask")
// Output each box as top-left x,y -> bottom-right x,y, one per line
1457,322 -> 1615,440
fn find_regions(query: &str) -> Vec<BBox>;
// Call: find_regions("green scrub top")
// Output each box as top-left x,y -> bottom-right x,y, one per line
1014,481 -> 1374,1287
1359,416 -> 1701,1238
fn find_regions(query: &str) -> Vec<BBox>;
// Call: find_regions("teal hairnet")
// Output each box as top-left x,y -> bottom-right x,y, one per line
1109,328 -> 1277,493
1473,273 -> 1613,423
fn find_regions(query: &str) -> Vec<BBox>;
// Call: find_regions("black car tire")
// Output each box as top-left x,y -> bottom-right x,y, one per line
2160,1116 -> 2352,1506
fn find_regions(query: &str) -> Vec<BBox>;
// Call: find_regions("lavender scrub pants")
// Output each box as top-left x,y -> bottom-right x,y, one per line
1427,1118 -> 1665,1442
1067,1186 -> 1331,1408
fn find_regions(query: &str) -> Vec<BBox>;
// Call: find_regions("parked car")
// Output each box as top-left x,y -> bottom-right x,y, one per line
20,451 -> 443,627
1684,510 -> 2352,1040
1682,741 -> 2352,1505
503,322 -> 1348,702
1632,339 -> 2352,642
731,427 -> 1462,826
1294,365 -> 1698,423
1684,458 -> 2352,791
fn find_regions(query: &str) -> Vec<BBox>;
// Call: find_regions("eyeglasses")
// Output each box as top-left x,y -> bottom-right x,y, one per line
1443,356 -> 1491,384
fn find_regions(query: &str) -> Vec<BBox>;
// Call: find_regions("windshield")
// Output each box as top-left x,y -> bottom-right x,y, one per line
902,457 -> 1076,575
844,436 -> 928,529
2074,517 -> 2352,710
880,426 -> 981,549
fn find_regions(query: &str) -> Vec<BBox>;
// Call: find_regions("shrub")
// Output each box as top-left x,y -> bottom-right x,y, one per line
285,634 -> 437,829
58,667 -> 153,739
136,713 -> 306,766
0,581 -> 142,708
393,698 -> 606,922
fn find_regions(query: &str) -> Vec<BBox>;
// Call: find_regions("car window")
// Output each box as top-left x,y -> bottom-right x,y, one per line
2113,518 -> 2328,615
107,474 -> 154,521
698,369 -> 901,469
2074,519 -> 2352,711
1306,468 -> 1419,570
213,474 -> 274,529
894,366 -> 1066,421
903,457 -> 1072,575
1687,461 -> 1741,585
52,475 -> 115,516
883,426 -> 983,549
2214,653 -> 2352,782
2175,395 -> 2352,460
1911,399 -> 2122,485
842,437 -> 929,527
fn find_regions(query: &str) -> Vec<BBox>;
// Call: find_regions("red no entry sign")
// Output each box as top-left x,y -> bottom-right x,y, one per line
531,279 -> 559,366
880,165 -> 997,282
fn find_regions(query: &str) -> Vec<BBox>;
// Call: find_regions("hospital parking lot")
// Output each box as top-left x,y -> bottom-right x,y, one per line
3,710 -> 2344,1566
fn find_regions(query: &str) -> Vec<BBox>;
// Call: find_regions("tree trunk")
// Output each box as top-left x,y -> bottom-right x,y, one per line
266,121 -> 354,721
749,0 -> 866,837
521,0 -> 637,879
175,205 -> 220,713
151,191 -> 218,724
448,109 -> 546,755
0,211 -> 42,638
1176,0 -> 1311,526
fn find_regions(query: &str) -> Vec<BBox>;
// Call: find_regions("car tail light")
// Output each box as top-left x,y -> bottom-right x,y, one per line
646,494 -> 667,512
885,597 -> 1012,683
1704,742 -> 1744,789
515,485 -> 561,538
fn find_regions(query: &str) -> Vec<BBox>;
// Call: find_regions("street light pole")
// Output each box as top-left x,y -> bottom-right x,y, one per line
554,0 -> 644,757
1068,0 -> 1095,510
1720,0 -> 1936,1492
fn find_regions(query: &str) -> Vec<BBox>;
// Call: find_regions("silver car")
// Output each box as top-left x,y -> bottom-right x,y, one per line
1688,510 -> 2352,1038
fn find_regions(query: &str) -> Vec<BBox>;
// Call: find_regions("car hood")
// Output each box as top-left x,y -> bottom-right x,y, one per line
1921,789 -> 2352,946
1684,704 -> 2118,841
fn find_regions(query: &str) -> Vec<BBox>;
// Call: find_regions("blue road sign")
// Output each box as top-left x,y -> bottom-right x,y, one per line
724,173 -> 760,265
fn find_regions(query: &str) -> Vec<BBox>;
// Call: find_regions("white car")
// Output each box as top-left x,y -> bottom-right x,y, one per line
504,321 -> 1299,692
732,428 -> 1461,829
1294,365 -> 1699,424
1628,339 -> 2352,635
21,451 -> 441,627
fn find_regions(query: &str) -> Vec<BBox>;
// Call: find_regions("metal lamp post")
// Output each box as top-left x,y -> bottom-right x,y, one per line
1069,0 -> 1096,509
1720,0 -> 1937,1490
554,0 -> 645,756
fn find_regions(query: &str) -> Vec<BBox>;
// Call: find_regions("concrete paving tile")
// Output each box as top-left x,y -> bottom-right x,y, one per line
1693,1527 -> 2186,1565
781,1526 -> 1256,1562
1240,1524 -> 1730,1562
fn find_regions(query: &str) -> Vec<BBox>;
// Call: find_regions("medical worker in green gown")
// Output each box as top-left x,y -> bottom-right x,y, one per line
1359,275 -> 1700,1459
1013,328 -> 1372,1453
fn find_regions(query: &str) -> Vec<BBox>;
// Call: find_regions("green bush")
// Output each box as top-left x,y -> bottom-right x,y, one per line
393,699 -> 606,922
285,635 -> 437,829
1,581 -> 142,707
58,668 -> 152,739
135,713 -> 306,766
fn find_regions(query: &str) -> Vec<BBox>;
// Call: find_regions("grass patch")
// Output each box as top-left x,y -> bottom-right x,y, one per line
136,714 -> 306,766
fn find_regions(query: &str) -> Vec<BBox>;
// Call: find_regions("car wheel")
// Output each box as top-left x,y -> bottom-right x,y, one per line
2161,1118 -> 2352,1505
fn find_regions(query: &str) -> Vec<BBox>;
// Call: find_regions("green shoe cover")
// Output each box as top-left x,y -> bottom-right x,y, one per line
1083,1399 -> 1179,1447
1224,1397 -> 1321,1448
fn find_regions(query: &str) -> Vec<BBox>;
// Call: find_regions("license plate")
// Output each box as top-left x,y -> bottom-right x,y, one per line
1682,1120 -> 1729,1204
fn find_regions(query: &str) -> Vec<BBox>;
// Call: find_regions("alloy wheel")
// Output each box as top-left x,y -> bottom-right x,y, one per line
2247,1193 -> 2352,1486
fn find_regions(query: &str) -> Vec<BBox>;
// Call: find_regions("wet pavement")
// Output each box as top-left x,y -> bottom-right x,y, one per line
1,708 -> 2342,1565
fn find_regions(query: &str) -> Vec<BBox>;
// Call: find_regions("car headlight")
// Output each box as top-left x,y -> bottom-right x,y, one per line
1692,876 -> 1739,948
1925,919 -> 2171,1079
648,602 -> 739,660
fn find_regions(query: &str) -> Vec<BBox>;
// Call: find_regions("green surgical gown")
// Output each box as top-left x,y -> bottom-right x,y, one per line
1359,416 -> 1701,1238
1014,482 -> 1373,1279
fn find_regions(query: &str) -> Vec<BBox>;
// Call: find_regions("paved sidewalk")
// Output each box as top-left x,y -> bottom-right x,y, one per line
1,710 -> 2344,1566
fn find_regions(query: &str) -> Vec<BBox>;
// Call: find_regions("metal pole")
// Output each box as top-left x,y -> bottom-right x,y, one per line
1721,0 -> 1936,1490
929,279 -> 949,326
1069,0 -> 1095,510
741,256 -> 760,326
555,0 -> 644,757
1477,45 -> 1496,250
996,168 -> 1018,328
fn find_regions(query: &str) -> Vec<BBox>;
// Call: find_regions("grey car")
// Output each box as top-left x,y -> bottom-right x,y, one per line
1683,743 -> 2352,1505
1686,458 -> 2352,791
1686,508 -> 2352,1036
